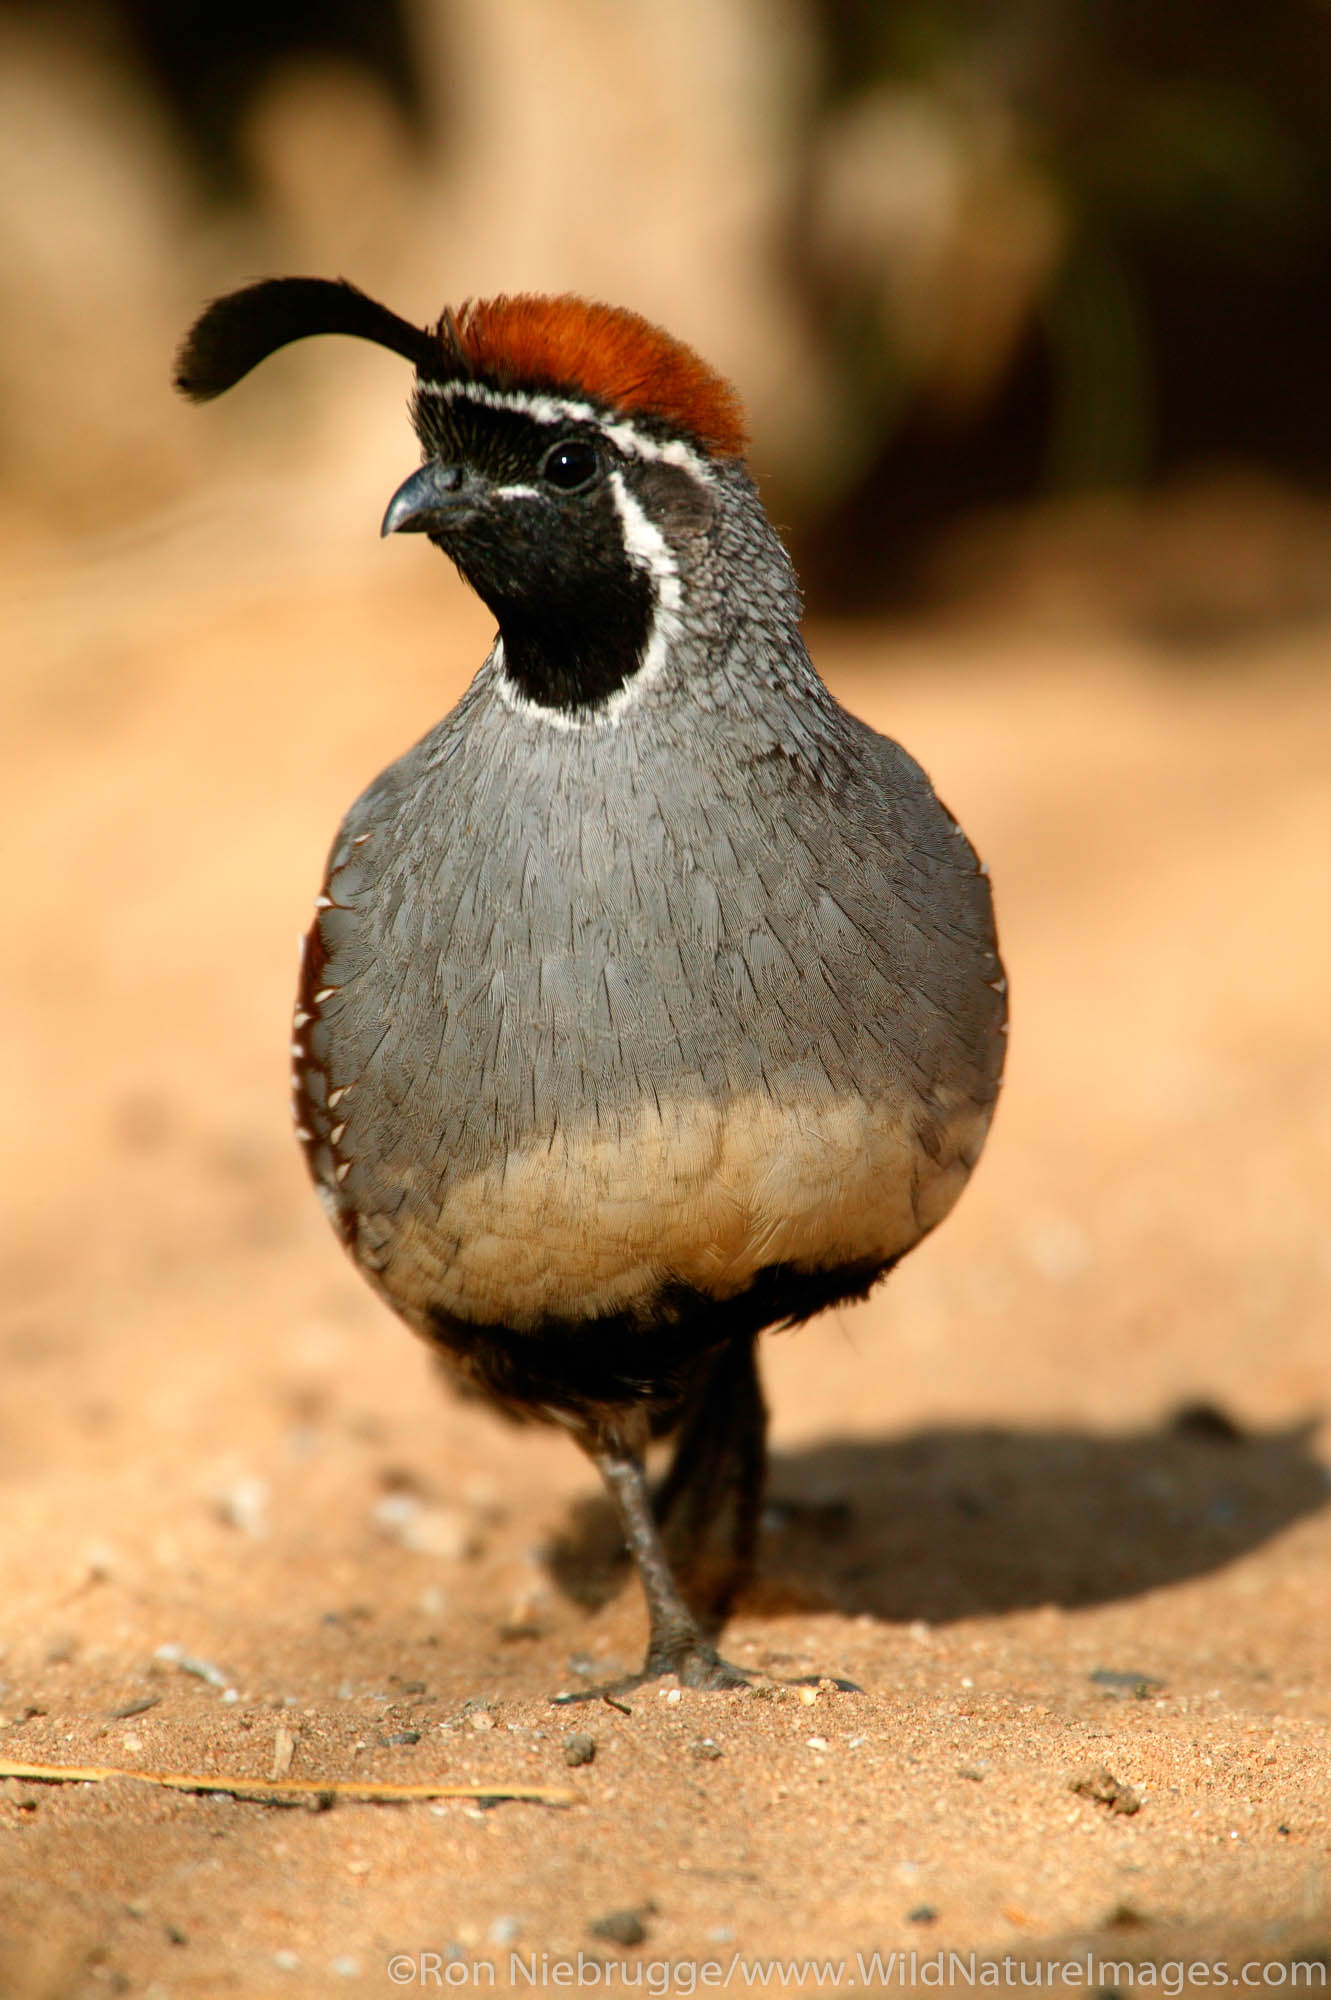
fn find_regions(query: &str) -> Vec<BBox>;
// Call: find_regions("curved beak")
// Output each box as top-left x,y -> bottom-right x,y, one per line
380,461 -> 478,537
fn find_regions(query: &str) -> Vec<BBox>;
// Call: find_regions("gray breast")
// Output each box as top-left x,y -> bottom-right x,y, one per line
292,652 -> 1005,1334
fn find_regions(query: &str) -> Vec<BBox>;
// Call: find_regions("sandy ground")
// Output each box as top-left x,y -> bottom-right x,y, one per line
4,485 -> 1331,1998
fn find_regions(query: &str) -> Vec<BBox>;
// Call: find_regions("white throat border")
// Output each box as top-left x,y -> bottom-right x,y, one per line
492,467 -> 684,733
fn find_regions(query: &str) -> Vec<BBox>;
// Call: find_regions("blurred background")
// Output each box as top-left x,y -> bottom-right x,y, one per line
3,0 -> 1331,613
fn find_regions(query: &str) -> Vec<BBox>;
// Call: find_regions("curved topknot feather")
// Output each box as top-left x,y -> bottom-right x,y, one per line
446,295 -> 748,460
175,277 -> 440,402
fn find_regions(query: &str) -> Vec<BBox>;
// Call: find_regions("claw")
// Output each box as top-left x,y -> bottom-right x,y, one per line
551,1644 -> 754,1705
656,1642 -> 751,1690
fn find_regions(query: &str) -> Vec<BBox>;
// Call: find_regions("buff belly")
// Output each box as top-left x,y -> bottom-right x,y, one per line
346,1083 -> 993,1333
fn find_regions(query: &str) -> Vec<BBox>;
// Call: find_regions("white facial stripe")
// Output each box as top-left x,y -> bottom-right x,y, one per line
609,469 -> 680,592
601,470 -> 683,722
492,469 -> 683,734
416,378 -> 711,482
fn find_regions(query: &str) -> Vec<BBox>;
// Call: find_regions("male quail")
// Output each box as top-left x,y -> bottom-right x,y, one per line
176,278 -> 1007,1690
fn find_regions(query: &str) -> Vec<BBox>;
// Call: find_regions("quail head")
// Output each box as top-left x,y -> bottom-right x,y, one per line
176,277 -> 1007,1691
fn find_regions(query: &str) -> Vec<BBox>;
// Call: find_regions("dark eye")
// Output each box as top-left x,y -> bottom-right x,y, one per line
540,439 -> 599,491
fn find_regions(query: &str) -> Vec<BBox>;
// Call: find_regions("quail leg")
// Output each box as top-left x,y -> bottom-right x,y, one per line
649,1343 -> 863,1696
653,1335 -> 767,1628
591,1445 -> 751,1690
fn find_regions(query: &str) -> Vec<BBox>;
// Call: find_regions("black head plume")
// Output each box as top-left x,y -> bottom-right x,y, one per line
175,276 -> 443,402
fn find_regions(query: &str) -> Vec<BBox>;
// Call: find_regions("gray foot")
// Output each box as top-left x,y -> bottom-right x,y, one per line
551,1640 -> 754,1704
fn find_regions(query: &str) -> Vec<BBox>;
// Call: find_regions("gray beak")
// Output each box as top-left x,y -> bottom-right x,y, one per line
381,461 -> 477,536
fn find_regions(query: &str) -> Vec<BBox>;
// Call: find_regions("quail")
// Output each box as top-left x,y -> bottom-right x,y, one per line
176,277 -> 1006,1691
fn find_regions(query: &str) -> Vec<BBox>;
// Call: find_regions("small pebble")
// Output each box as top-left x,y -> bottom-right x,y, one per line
590,1909 -> 648,1948
155,1646 -> 231,1691
689,1738 -> 723,1761
381,1730 -> 422,1747
489,1916 -> 521,1946
1171,1399 -> 1243,1444
274,1950 -> 300,1971
372,1494 -> 479,1559
807,1736 -> 830,1752
1089,1668 -> 1165,1700
1068,1764 -> 1142,1815
330,1956 -> 361,1978
563,1732 -> 596,1768
908,1905 -> 938,1925
110,1696 -> 161,1721
270,1727 -> 296,1780
499,1591 -> 546,1640
214,1476 -> 270,1538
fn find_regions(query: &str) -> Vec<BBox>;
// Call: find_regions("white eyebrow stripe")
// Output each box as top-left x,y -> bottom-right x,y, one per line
415,378 -> 712,483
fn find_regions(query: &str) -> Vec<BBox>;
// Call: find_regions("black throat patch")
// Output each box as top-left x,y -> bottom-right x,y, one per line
491,551 -> 656,714
412,393 -> 663,716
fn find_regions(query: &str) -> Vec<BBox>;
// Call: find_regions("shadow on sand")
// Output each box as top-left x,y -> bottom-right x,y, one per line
545,1404 -> 1328,1625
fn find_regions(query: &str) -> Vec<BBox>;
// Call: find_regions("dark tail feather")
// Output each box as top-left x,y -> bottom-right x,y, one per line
174,276 -> 442,401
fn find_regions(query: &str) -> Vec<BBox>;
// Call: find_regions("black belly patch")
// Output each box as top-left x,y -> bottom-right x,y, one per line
424,1256 -> 894,1421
